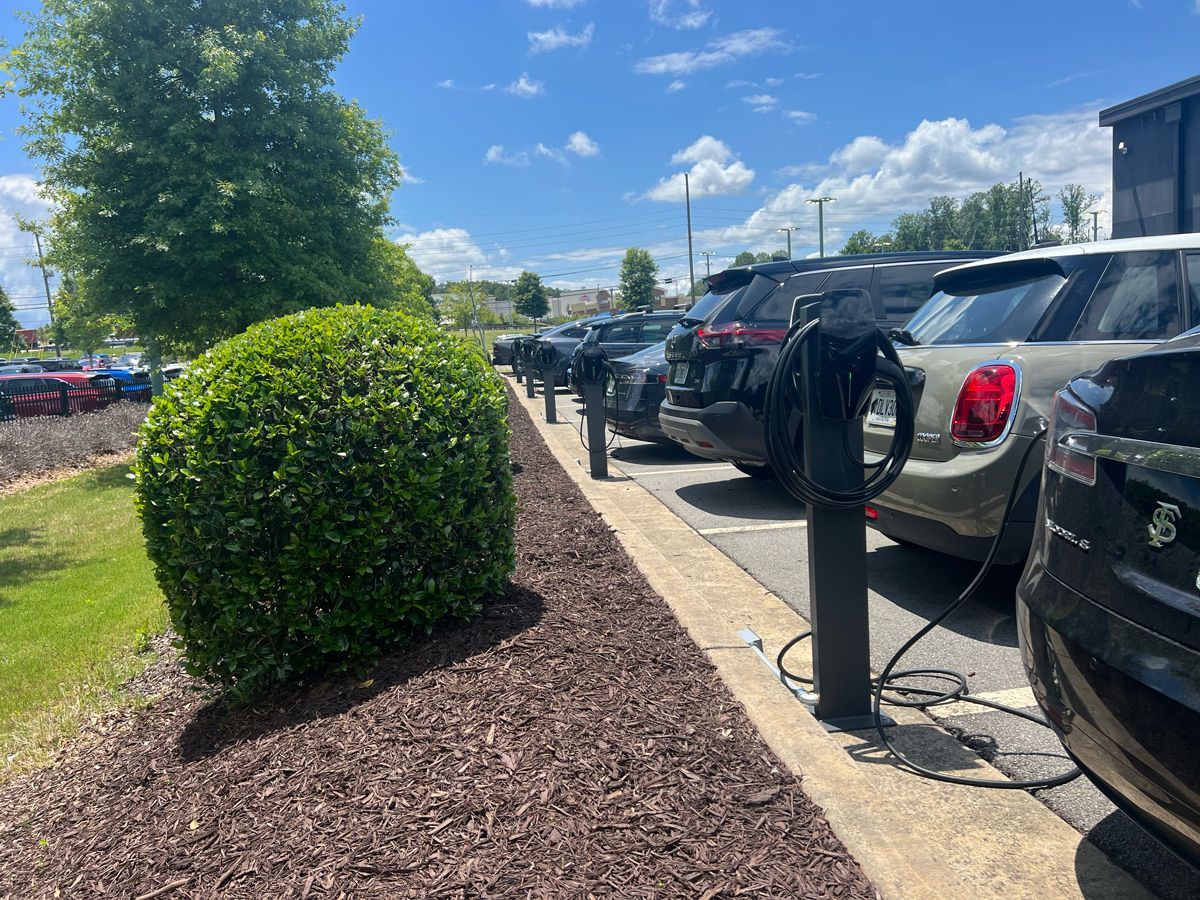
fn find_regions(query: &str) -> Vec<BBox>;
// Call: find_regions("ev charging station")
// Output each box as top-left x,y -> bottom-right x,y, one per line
746,288 -> 915,730
575,344 -> 610,480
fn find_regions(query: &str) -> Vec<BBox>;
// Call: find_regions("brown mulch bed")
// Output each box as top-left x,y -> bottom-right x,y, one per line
0,389 -> 875,899
0,403 -> 146,493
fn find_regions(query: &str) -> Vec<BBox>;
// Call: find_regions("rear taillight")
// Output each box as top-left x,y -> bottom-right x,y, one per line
694,321 -> 788,350
951,363 -> 1019,447
1046,389 -> 1097,486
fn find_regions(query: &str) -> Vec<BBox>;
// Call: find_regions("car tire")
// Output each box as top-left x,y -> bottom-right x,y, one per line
732,461 -> 776,479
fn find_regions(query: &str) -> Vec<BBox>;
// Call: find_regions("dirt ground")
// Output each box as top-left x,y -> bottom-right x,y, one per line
0,388 -> 874,899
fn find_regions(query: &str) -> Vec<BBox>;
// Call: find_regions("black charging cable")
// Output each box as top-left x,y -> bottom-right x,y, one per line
574,345 -> 618,452
764,318 -> 915,509
775,428 -> 1081,790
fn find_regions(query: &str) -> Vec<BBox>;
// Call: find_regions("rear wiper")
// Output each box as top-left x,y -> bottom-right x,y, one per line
889,327 -> 920,347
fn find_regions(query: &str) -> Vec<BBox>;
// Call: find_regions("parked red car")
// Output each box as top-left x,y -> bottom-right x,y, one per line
0,372 -> 121,419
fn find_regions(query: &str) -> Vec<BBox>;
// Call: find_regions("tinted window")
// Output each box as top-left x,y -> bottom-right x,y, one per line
686,288 -> 740,323
905,275 -> 1067,345
1069,251 -> 1179,341
640,320 -> 676,342
747,271 -> 828,322
1186,254 -> 1200,327
877,263 -> 945,317
561,327 -> 588,338
817,267 -> 872,294
600,323 -> 641,342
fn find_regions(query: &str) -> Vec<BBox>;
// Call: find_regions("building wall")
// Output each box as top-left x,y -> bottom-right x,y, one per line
1110,97 -> 1200,238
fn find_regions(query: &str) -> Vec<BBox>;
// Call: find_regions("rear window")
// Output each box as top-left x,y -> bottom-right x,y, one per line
684,288 -> 739,323
640,319 -> 676,342
877,263 -> 946,317
904,274 -> 1066,345
1068,250 -> 1179,341
747,271 -> 828,322
599,322 -> 640,342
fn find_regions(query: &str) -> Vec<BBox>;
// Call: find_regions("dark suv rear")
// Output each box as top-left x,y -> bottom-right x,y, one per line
659,252 -> 998,472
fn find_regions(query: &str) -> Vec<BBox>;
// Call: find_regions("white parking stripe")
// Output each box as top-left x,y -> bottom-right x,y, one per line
698,521 -> 808,536
628,464 -> 734,477
928,686 -> 1039,719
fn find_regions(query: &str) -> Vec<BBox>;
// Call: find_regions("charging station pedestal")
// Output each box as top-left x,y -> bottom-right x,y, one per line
580,380 -> 608,478
525,364 -> 536,399
515,363 -> 523,384
543,369 -> 558,424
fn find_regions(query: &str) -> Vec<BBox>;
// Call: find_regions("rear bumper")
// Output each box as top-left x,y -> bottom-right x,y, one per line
658,400 -> 767,463
1018,560 -> 1200,864
866,433 -> 1040,564
605,387 -> 668,443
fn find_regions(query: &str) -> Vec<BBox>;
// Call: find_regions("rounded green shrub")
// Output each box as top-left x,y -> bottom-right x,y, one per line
134,305 -> 515,698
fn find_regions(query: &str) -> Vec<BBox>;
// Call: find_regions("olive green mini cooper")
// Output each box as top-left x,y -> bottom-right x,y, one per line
864,234 -> 1200,564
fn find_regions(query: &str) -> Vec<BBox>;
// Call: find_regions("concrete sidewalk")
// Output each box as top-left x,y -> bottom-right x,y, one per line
509,376 -> 1149,900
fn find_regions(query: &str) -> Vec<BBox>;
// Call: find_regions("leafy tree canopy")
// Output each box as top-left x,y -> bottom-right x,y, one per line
54,276 -> 134,353
0,285 -> 21,352
513,270 -> 549,321
618,248 -> 657,312
11,0 -> 403,356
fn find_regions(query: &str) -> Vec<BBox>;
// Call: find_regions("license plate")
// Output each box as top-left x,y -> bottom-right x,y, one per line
671,363 -> 690,386
866,388 -> 897,428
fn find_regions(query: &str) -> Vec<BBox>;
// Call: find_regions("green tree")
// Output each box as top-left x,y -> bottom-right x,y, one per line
1058,183 -> 1098,243
0,286 -> 21,352
618,248 -> 658,312
733,251 -> 757,267
769,249 -> 789,261
55,276 -> 133,358
11,0 -> 402,360
513,270 -> 549,322
839,230 -> 882,255
365,239 -> 436,319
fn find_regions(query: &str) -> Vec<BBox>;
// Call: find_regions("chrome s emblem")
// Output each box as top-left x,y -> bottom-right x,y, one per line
915,432 -> 942,446
1148,502 -> 1181,549
1045,517 -> 1090,552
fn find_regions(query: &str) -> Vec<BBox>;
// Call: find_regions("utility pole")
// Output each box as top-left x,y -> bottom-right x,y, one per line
467,265 -> 486,349
685,172 -> 697,304
778,226 -> 797,260
700,250 -> 716,278
1090,210 -> 1103,242
806,198 -> 835,257
31,231 -> 60,359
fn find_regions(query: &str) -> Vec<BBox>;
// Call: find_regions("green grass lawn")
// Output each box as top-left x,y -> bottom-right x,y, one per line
0,463 -> 165,764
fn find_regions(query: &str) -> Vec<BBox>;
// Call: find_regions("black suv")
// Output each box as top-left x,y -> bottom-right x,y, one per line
567,310 -> 685,393
659,251 -> 998,475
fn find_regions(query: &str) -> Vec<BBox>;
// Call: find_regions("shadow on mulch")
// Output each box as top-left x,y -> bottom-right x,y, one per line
177,582 -> 547,762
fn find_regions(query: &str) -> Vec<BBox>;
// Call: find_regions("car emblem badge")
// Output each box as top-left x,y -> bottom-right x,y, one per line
915,432 -> 942,446
1148,502 -> 1181,549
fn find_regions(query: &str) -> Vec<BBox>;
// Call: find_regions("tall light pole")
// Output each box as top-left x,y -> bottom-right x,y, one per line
700,250 -> 716,278
1089,209 -> 1105,242
777,225 -> 797,260
806,197 -> 835,257
685,172 -> 697,303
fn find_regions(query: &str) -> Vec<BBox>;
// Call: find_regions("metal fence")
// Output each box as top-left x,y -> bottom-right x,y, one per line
0,381 -> 152,423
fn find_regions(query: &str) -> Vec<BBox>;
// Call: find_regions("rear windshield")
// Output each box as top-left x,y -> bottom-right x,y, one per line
684,287 -> 743,323
903,274 -> 1066,345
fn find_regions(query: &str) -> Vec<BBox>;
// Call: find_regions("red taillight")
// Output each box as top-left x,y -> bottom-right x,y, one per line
1046,389 -> 1097,486
951,364 -> 1018,446
864,505 -> 878,520
694,321 -> 788,350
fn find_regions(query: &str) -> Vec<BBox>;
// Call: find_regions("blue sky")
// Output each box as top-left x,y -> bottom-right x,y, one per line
0,0 -> 1199,326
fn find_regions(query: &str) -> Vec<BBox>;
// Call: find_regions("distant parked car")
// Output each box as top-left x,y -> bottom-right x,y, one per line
37,358 -> 84,373
93,367 -> 153,398
567,310 -> 685,394
0,372 -> 120,419
1018,327 -> 1200,865
0,364 -> 44,375
491,333 -> 534,368
116,353 -> 143,368
522,314 -> 613,381
77,353 -> 112,370
660,251 -> 998,478
865,234 -> 1200,564
603,341 -> 672,443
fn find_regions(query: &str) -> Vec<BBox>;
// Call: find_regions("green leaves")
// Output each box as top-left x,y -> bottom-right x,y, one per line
133,305 -> 516,700
618,248 -> 659,312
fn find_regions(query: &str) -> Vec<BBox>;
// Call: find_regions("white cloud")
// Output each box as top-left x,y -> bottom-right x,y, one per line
526,0 -> 585,7
649,0 -> 714,29
784,110 -> 816,125
743,93 -> 777,112
566,131 -> 600,157
395,228 -> 486,280
528,23 -> 594,54
436,79 -> 455,89
484,144 -> 531,167
646,135 -> 755,202
0,175 -> 55,328
634,27 -> 788,76
698,107 -> 1112,256
505,72 -> 546,98
401,170 -> 426,185
667,79 -> 687,93
535,142 -> 568,165
765,76 -> 783,87
794,71 -> 822,80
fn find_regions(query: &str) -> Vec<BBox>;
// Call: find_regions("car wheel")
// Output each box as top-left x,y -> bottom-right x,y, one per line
732,461 -> 776,479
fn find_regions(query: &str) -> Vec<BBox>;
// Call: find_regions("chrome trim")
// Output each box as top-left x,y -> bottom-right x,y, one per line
1023,340 -> 1158,347
896,342 -> 1017,350
950,359 -> 1023,451
1063,432 -> 1200,479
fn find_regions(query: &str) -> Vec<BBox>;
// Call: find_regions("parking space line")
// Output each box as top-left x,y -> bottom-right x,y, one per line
698,521 -> 808,536
930,686 -> 1039,719
628,464 -> 734,477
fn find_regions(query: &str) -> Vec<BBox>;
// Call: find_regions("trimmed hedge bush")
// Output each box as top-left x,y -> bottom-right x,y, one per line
134,305 -> 515,698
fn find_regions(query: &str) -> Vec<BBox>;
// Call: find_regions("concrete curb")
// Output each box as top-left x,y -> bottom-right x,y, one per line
508,375 -> 1148,900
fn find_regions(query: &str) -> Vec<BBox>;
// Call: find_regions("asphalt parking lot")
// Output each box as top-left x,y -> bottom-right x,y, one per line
559,396 -> 1200,898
